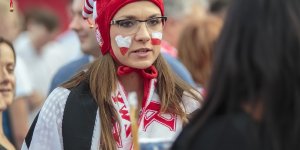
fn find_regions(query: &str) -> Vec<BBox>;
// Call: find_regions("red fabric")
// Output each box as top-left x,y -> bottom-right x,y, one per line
117,65 -> 158,79
84,7 -> 93,15
86,0 -> 93,9
95,0 -> 164,55
18,0 -> 69,32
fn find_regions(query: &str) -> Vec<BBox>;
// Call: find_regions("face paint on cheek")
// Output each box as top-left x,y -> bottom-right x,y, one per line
151,32 -> 163,45
115,35 -> 132,56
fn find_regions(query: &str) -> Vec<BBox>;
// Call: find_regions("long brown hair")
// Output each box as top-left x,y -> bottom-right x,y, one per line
178,14 -> 222,88
62,53 -> 202,150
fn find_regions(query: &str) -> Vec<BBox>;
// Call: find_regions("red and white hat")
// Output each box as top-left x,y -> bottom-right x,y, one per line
82,0 -> 98,20
82,0 -> 164,55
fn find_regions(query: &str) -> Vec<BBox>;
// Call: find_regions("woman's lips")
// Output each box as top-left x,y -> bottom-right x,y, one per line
132,48 -> 152,53
130,48 -> 152,57
0,89 -> 12,95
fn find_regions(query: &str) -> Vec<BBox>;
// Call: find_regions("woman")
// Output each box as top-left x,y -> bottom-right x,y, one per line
172,0 -> 300,150
22,0 -> 202,150
0,37 -> 16,150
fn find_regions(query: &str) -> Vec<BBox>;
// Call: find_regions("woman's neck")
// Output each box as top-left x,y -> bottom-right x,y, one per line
119,72 -> 144,107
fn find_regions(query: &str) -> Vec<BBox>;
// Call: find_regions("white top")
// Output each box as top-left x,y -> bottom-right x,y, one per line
22,87 -> 101,150
15,56 -> 33,98
14,32 -> 71,97
21,80 -> 200,150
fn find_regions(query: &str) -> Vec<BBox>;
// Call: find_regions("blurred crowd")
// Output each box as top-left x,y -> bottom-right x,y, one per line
0,0 -> 299,149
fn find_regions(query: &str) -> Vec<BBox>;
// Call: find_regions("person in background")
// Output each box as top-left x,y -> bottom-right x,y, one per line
158,0 -> 198,86
172,0 -> 300,149
48,0 -> 100,93
0,1 -> 33,149
177,14 -> 222,91
0,37 -> 17,150
22,0 -> 202,149
162,0 -> 190,56
54,0 -> 82,65
9,57 -> 32,150
0,1 -> 21,43
209,0 -> 231,18
14,8 -> 69,123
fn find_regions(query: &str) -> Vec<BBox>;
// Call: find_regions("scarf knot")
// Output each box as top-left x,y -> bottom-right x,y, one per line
117,66 -> 158,79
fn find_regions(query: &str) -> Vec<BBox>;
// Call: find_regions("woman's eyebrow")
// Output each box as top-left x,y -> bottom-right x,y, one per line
115,15 -> 137,20
148,14 -> 161,18
115,13 -> 161,20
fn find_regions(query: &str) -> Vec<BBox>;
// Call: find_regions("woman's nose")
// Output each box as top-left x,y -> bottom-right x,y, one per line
134,23 -> 151,43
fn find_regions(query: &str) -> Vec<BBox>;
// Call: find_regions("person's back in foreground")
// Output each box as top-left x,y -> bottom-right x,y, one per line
22,0 -> 202,149
172,0 -> 300,150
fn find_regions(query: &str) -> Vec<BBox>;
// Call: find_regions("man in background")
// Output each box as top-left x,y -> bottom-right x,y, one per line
48,0 -> 99,93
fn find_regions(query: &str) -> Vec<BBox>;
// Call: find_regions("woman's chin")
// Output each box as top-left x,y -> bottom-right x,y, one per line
129,61 -> 154,69
0,97 -> 13,111
132,64 -> 152,69
0,105 -> 8,112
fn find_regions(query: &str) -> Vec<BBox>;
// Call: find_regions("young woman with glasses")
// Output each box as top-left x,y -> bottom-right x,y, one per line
22,0 -> 202,150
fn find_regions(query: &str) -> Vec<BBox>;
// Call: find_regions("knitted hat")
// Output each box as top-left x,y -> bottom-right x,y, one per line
82,0 -> 164,55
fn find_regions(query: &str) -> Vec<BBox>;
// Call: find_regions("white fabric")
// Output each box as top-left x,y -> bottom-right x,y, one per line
22,87 -> 69,150
112,79 -> 200,149
93,1 -> 98,20
55,30 -> 82,62
15,56 -> 33,98
14,32 -> 70,97
22,81 -> 200,150
84,0 -> 93,11
181,91 -> 202,114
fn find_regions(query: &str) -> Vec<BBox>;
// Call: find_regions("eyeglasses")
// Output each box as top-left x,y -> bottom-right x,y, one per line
110,16 -> 167,34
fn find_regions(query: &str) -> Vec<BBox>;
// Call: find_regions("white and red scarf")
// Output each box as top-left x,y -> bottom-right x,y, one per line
111,66 -> 199,149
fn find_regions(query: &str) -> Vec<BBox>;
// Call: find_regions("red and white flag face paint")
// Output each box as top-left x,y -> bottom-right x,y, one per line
151,32 -> 163,45
115,35 -> 132,56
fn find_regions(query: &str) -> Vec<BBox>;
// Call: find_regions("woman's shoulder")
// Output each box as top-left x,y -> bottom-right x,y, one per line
36,87 -> 71,124
36,87 -> 71,126
44,87 -> 71,109
43,81 -> 93,116
22,87 -> 71,150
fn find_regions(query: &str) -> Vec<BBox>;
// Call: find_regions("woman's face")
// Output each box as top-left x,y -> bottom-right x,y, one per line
110,1 -> 163,69
0,43 -> 15,111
